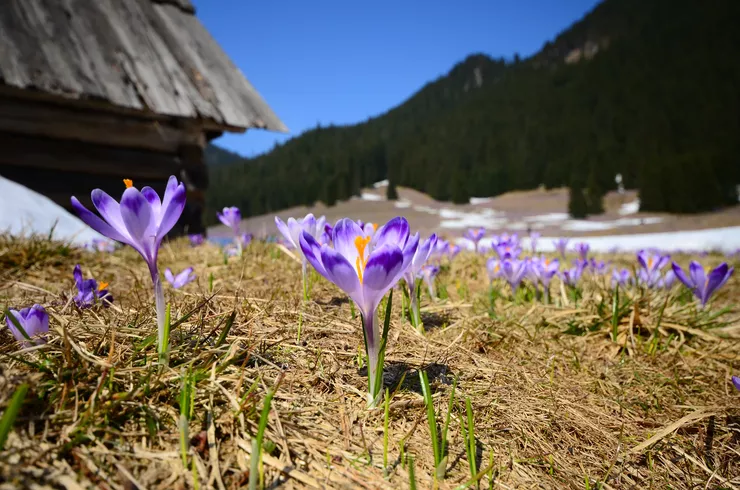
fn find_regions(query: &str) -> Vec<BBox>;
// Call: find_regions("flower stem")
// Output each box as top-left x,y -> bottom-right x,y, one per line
302,260 -> 309,301
409,281 -> 421,331
363,309 -> 381,407
152,271 -> 168,366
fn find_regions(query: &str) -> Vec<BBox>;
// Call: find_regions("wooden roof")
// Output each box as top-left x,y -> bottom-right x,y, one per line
0,0 -> 287,133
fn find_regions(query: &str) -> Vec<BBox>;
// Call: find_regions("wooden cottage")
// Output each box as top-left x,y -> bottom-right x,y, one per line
0,0 -> 286,235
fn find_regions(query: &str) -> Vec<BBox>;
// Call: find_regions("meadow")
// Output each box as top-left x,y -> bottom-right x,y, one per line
1,222 -> 739,489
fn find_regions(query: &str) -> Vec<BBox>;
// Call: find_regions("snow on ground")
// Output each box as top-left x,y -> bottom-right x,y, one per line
469,197 -> 493,205
618,199 -> 640,215
414,205 -> 440,215
0,175 -> 104,246
524,213 -> 569,223
560,217 -> 663,231
534,226 -> 740,254
458,226 -> 740,254
394,199 -> 411,209
439,208 -> 507,229
373,179 -> 389,188
360,192 -> 384,201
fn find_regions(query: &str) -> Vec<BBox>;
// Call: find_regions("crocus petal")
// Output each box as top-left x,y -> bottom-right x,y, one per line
332,218 -> 365,269
119,187 -> 154,244
688,261 -> 705,290
362,244 -> 405,310
156,183 -> 186,243
671,262 -> 692,288
703,263 -> 729,305
732,375 -> 740,392
175,268 -> 195,287
164,268 -> 175,284
71,197 -> 132,245
91,190 -> 130,238
373,217 -> 410,249
275,217 -> 295,248
73,265 -> 83,290
299,232 -> 328,277
320,245 -> 363,306
141,186 -> 163,218
23,305 -> 49,339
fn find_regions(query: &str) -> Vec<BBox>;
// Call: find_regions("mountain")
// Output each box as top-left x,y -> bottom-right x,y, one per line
205,0 -> 740,224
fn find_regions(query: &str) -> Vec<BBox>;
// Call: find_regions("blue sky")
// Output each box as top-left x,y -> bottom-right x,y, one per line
192,0 -> 602,157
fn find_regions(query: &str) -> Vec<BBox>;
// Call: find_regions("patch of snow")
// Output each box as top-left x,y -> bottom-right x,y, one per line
524,213 -> 569,223
507,222 -> 530,231
373,179 -> 389,188
618,200 -> 640,215
414,205 -> 439,215
0,175 -> 104,246
394,199 -> 411,209
438,208 -> 508,229
469,197 -> 493,205
561,217 -> 662,231
534,226 -> 740,254
360,192 -> 384,202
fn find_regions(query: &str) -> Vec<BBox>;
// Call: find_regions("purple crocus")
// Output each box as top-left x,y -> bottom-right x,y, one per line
300,217 -> 418,406
5,305 -> 49,346
240,233 -> 253,247
188,234 -> 204,247
403,234 -> 437,330
217,206 -> 243,256
275,213 -> 327,300
73,265 -> 112,308
658,270 -> 676,290
671,261 -> 734,307
530,256 -> 560,295
71,176 -> 186,364
561,265 -> 584,287
637,250 -> 670,288
464,227 -> 486,252
574,242 -> 590,261
86,238 -> 117,253
500,259 -> 527,293
421,265 -> 440,298
486,257 -> 502,282
529,232 -> 541,253
164,267 -> 196,289
495,243 -> 522,260
553,238 -> 569,259
589,258 -> 609,275
733,376 -> 740,392
611,268 -> 632,288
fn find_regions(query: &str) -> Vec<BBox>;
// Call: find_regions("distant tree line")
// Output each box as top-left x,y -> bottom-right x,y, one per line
206,0 -> 740,224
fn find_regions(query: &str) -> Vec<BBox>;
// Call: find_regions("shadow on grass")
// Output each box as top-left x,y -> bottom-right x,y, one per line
359,361 -> 454,395
421,311 -> 451,332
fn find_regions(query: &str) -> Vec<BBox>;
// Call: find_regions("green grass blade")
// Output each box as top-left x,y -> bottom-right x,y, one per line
383,388 -> 390,472
373,290 -> 394,401
408,455 -> 417,490
215,310 -> 237,347
249,377 -> 280,490
419,370 -> 440,470
440,376 -> 458,461
0,383 -> 29,450
466,397 -> 478,486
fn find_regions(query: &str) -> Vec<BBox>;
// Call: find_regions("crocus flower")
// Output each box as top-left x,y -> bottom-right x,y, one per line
5,305 -> 49,346
529,232 -> 541,253
421,265 -> 440,298
275,213 -> 327,300
164,267 -> 196,289
495,243 -> 522,260
611,268 -> 632,288
553,238 -> 569,259
589,258 -> 609,275
403,234 -> 437,329
464,227 -> 486,252
486,257 -> 502,282
671,261 -> 734,307
530,256 -> 559,290
86,238 -> 117,253
500,259 -> 527,293
240,233 -> 253,246
73,264 -> 112,308
561,265 -> 584,287
448,243 -> 461,259
188,234 -> 204,247
733,376 -> 740,392
71,176 -> 186,364
575,242 -> 590,261
658,270 -> 676,290
299,217 -> 419,406
637,250 -> 670,288
217,206 -> 243,256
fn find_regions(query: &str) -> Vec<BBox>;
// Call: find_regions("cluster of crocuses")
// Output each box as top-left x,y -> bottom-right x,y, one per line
3,177 -> 197,361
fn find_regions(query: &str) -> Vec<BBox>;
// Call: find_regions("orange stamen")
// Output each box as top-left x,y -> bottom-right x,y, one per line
647,257 -> 654,269
354,236 -> 371,283
123,179 -> 133,188
98,282 -> 109,291
372,223 -> 378,231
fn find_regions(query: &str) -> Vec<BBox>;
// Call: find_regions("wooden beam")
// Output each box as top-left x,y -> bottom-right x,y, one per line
0,132 -> 182,178
0,94 -> 210,153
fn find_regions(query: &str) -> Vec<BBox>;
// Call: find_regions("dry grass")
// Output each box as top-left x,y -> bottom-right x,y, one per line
1,235 -> 739,489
